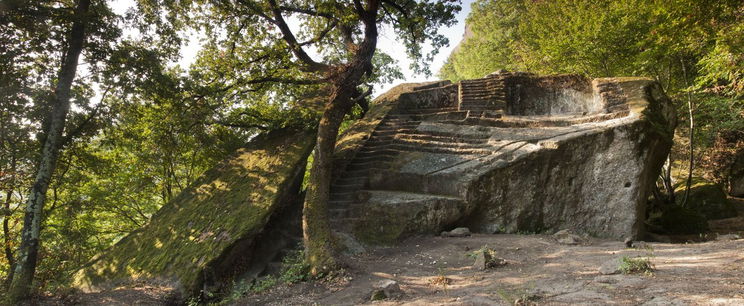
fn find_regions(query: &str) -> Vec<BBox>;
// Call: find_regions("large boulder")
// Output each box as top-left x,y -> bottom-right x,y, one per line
674,178 -> 737,220
73,128 -> 315,296
328,73 -> 676,244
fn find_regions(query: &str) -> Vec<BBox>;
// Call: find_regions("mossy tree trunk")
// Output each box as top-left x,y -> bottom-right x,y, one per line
7,0 -> 90,301
302,0 -> 380,276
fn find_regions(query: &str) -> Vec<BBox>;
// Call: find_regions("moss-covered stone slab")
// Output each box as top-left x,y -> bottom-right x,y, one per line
73,128 -> 315,295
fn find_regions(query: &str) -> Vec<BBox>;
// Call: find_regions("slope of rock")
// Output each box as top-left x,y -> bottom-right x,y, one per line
73,128 -> 315,296
331,72 -> 676,244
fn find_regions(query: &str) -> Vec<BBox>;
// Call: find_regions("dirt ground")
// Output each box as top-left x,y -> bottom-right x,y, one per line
238,198 -> 744,305
40,198 -> 744,305
240,234 -> 744,305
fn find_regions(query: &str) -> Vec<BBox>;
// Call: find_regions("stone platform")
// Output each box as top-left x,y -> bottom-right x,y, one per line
330,72 -> 676,243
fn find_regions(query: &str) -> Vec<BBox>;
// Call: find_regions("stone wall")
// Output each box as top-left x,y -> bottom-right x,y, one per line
397,83 -> 458,110
504,74 -> 600,116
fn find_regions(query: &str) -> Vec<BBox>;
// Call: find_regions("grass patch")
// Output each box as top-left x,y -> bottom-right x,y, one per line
494,283 -> 539,306
466,245 -> 496,259
218,249 -> 311,304
618,256 -> 655,275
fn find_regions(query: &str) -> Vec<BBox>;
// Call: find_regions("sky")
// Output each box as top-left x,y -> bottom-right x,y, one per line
109,0 -> 475,97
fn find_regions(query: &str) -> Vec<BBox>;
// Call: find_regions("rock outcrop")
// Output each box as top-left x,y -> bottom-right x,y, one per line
330,72 -> 676,244
73,128 -> 314,296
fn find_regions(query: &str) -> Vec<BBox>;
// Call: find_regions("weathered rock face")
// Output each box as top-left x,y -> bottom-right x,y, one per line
330,72 -> 675,244
73,128 -> 314,296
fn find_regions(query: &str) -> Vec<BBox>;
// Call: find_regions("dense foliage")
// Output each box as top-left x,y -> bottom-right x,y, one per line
439,0 -> 744,233
440,0 -> 744,144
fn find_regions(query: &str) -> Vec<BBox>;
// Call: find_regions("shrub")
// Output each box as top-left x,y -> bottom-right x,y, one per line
619,256 -> 654,275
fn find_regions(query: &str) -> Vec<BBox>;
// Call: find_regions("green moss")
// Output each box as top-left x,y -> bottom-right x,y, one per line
674,177 -> 737,220
73,128 -> 315,295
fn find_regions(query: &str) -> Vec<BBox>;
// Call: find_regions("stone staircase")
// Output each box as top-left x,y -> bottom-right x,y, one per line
458,75 -> 507,118
328,76 -> 508,233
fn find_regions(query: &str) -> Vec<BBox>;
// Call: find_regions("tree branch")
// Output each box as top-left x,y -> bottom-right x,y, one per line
299,20 -> 339,47
267,0 -> 330,72
278,5 -> 335,19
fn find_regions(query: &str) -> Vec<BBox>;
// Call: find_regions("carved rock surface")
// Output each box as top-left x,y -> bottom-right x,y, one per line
331,72 -> 676,244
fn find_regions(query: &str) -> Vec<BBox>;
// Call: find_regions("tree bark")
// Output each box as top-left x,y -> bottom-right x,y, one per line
3,187 -> 15,289
302,0 -> 380,276
7,0 -> 89,301
680,58 -> 694,207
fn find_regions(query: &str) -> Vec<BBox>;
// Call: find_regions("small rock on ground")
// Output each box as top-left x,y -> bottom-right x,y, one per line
370,279 -> 403,300
442,227 -> 471,237
472,248 -> 507,270
553,229 -> 584,245
598,258 -> 622,275
716,233 -> 741,241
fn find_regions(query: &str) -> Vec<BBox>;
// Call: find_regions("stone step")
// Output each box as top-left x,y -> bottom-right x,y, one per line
329,200 -> 352,207
461,84 -> 504,90
345,160 -> 391,172
330,184 -> 361,195
398,107 -> 457,115
389,111 -> 467,121
367,134 -> 395,140
333,175 -> 366,185
363,139 -> 394,147
462,106 -> 499,111
356,145 -> 400,154
339,168 -> 376,178
395,133 -> 488,144
378,122 -> 420,128
329,208 -> 352,219
460,102 -> 500,108
394,137 -> 491,149
395,143 -> 492,155
371,129 -> 410,137
461,96 -> 504,102
329,190 -> 467,238
402,128 -> 490,139
460,103 -> 504,108
329,192 -> 355,201
379,123 -> 420,128
462,86 -> 505,91
350,154 -> 396,164
380,118 -> 422,124
461,93 -> 506,99
331,181 -> 365,191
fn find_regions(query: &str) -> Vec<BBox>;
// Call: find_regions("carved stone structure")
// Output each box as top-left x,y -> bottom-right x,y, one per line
331,72 -> 676,243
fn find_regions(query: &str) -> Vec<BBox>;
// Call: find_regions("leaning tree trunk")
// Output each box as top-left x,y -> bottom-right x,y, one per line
302,0 -> 379,277
302,87 -> 356,275
7,0 -> 89,301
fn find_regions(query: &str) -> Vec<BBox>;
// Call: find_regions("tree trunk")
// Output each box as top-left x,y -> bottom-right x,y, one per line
7,0 -> 89,301
303,1 -> 379,275
3,186 -> 15,289
680,58 -> 694,207
302,92 -> 353,275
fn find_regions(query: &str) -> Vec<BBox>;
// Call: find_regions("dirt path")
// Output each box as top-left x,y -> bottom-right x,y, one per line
242,233 -> 744,305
